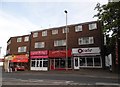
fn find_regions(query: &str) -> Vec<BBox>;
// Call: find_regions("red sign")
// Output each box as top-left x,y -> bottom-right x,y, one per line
30,50 -> 48,56
49,50 -> 71,58
31,56 -> 48,59
11,55 -> 28,62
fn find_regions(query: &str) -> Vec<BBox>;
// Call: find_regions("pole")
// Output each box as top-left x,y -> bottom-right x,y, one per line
64,10 -> 68,70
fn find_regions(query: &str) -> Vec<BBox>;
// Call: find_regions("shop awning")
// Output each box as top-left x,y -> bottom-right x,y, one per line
11,55 -> 28,62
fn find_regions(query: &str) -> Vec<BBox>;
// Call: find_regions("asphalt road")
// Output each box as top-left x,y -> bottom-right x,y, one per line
1,67 -> 120,86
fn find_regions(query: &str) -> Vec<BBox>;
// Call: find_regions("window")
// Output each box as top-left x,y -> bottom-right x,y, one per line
89,23 -> 97,30
52,29 -> 58,35
62,27 -> 69,33
75,25 -> 82,32
17,37 -> 22,42
78,37 -> 94,45
42,30 -> 47,36
24,36 -> 29,42
33,32 -> 38,38
35,42 -> 45,48
54,40 -> 66,47
18,46 -> 26,52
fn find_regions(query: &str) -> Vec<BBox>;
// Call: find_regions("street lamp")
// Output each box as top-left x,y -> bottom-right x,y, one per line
64,10 -> 68,70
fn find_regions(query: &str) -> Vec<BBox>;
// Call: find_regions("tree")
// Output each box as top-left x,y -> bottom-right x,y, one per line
94,2 -> 120,35
94,2 -> 120,72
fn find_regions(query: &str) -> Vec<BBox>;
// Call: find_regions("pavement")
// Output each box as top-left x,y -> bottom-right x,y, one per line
7,68 -> 118,79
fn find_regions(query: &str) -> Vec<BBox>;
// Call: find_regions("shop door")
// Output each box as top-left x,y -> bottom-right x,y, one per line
74,57 -> 80,70
50,59 -> 54,70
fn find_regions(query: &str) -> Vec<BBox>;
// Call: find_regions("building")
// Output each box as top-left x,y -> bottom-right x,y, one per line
5,21 -> 104,71
4,35 -> 29,72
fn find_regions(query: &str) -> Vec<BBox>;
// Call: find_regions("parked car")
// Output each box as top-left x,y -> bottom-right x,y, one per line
15,65 -> 25,71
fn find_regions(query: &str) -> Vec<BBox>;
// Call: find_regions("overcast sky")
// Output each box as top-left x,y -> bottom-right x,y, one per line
0,0 -> 108,57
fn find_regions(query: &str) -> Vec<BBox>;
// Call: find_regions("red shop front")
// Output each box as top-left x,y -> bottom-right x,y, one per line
10,55 -> 28,71
49,50 -> 72,70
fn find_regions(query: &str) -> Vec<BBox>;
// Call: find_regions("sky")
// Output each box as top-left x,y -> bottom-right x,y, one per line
0,0 -> 108,57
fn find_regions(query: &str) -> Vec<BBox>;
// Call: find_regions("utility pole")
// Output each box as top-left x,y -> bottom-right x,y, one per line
64,10 -> 68,70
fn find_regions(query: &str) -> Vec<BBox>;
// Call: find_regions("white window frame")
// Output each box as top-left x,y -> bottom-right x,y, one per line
17,37 -> 22,42
33,32 -> 38,38
35,42 -> 45,48
62,27 -> 69,33
24,36 -> 29,42
42,30 -> 47,36
54,40 -> 66,47
52,29 -> 58,35
18,46 -> 26,53
89,23 -> 97,30
78,37 -> 94,45
75,25 -> 82,32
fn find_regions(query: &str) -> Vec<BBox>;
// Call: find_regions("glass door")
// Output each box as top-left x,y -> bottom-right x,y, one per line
74,57 -> 79,70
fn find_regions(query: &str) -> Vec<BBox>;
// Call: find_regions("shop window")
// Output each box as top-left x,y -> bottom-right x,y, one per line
43,61 -> 48,67
36,60 -> 39,67
55,59 -> 59,68
31,61 -> 36,67
87,57 -> 93,66
68,58 -> 72,68
80,57 -> 86,66
40,61 -> 42,67
94,57 -> 101,66
60,59 -> 66,68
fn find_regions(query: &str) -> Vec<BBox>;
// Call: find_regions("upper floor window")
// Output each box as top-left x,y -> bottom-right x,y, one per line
52,29 -> 58,35
33,32 -> 38,38
62,27 -> 69,33
7,40 -> 11,45
78,37 -> 94,45
42,30 -> 47,36
75,25 -> 82,32
24,36 -> 29,42
17,37 -> 22,42
18,46 -> 26,53
35,42 -> 45,48
89,23 -> 97,30
54,40 -> 66,47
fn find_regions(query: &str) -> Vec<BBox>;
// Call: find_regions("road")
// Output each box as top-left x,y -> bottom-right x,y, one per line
1,67 -> 120,86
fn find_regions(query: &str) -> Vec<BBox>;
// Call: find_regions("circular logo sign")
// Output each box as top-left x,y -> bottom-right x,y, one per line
78,49 -> 83,53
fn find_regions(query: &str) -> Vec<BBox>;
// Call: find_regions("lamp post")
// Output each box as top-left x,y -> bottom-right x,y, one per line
64,10 -> 68,70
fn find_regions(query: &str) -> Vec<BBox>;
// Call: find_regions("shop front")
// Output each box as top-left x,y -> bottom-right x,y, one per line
30,50 -> 48,71
72,47 -> 102,70
10,54 -> 28,71
49,50 -> 72,70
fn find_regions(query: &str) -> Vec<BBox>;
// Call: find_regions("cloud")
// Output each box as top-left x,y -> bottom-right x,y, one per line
0,10 -> 41,56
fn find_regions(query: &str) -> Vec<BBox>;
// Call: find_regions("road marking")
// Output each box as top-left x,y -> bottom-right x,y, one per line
96,82 -> 120,85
